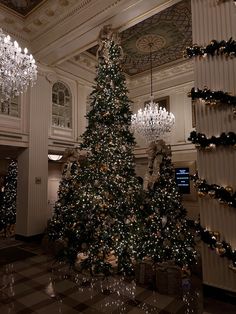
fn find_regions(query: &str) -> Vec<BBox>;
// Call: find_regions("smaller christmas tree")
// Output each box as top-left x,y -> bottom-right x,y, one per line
137,145 -> 196,268
47,149 -> 85,247
0,160 -> 17,235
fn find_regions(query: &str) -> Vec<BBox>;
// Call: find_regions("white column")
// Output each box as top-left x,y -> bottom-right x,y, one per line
191,0 -> 236,292
16,72 -> 50,237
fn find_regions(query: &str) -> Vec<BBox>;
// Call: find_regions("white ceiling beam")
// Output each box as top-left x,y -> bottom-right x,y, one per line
31,0 -> 181,66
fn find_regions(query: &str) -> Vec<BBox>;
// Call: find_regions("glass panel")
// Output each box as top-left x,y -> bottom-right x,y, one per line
52,82 -> 72,129
52,93 -> 58,104
58,91 -> 65,106
0,96 -> 20,117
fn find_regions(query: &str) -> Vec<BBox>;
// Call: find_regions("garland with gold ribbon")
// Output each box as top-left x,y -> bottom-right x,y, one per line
194,221 -> 236,271
184,38 -> 236,59
188,131 -> 236,149
191,173 -> 236,207
188,87 -> 236,109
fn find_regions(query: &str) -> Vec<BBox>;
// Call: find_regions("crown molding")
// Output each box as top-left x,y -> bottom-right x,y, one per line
128,60 -> 194,95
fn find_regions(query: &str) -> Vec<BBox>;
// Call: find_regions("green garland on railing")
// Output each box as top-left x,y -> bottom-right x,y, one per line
193,221 -> 236,271
184,38 -> 236,58
217,0 -> 236,4
191,172 -> 236,208
188,87 -> 236,109
188,131 -> 236,149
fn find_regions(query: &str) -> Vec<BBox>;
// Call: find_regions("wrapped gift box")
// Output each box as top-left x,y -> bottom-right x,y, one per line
135,260 -> 155,285
156,263 -> 182,295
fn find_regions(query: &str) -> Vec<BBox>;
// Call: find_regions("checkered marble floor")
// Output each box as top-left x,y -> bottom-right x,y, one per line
0,242 -> 231,314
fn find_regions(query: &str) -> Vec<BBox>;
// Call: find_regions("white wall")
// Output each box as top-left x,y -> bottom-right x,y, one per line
48,162 -> 62,216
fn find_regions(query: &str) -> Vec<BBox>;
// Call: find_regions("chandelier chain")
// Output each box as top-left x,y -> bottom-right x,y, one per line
149,42 -> 153,96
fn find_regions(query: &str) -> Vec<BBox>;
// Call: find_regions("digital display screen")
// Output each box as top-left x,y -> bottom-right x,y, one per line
175,167 -> 190,194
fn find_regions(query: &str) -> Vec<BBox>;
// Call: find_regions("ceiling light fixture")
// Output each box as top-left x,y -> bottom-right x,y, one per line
0,28 -> 37,101
48,154 -> 63,161
131,41 -> 175,143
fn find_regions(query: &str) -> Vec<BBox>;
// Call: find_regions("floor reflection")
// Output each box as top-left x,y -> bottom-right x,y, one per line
0,242 -> 236,313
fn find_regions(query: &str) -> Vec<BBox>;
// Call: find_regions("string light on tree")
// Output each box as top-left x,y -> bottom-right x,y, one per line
47,25 -> 142,276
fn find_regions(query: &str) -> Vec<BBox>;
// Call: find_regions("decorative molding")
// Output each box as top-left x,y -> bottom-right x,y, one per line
46,73 -> 59,84
128,60 -> 194,91
73,52 -> 97,72
24,0 -> 124,42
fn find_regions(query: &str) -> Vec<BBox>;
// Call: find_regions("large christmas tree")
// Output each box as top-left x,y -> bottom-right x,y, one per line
48,26 -> 141,275
137,145 -> 196,267
0,160 -> 17,234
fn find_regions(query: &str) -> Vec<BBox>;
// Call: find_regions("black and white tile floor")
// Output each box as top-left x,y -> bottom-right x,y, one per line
0,241 -> 235,313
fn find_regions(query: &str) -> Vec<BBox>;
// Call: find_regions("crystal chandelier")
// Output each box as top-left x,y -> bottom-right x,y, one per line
0,28 -> 37,101
131,42 -> 175,143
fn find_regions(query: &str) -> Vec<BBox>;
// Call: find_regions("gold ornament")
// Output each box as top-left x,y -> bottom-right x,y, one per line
209,101 -> 217,107
216,247 -> 226,256
219,199 -> 227,205
197,191 -> 205,198
163,239 -> 171,247
100,164 -> 108,172
232,107 -> 236,116
100,203 -> 108,209
215,241 -> 223,249
196,179 -> 203,185
210,231 -> 220,241
208,190 -> 216,198
229,264 -> 236,272
225,186 -> 233,194
209,143 -> 216,149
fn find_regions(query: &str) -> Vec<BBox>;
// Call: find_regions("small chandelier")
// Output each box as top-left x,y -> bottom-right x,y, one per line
0,28 -> 37,101
131,42 -> 175,143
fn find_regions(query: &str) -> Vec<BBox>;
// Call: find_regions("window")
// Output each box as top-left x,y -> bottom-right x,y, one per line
52,82 -> 72,128
0,96 -> 20,117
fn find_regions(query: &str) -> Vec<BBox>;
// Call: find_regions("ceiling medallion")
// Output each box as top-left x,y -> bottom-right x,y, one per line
136,34 -> 166,53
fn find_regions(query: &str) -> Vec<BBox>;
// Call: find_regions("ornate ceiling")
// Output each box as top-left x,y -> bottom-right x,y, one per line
88,0 -> 191,76
0,0 -> 45,16
0,0 -> 192,76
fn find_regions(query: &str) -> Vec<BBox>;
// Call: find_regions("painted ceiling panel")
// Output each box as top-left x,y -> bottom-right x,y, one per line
88,0 -> 192,75
0,0 -> 44,16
